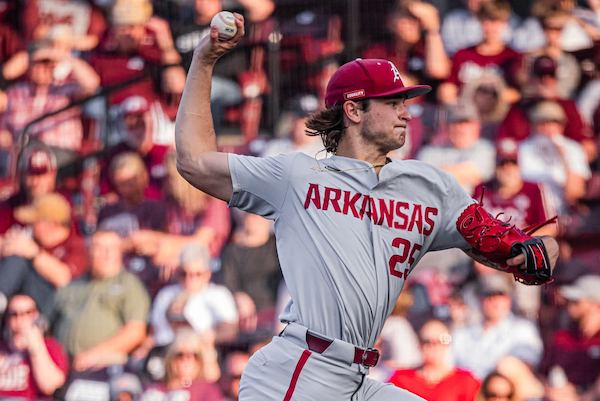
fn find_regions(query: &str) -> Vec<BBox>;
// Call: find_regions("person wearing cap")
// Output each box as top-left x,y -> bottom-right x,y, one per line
474,138 -> 556,236
518,100 -> 591,213
451,273 -> 543,380
417,100 -> 495,194
51,229 -> 149,372
0,40 -> 100,159
175,15 -> 558,400
0,192 -> 86,316
498,54 -> 596,162
521,11 -> 582,99
150,243 -> 238,350
0,144 -> 59,234
540,275 -> 600,391
261,93 -> 325,158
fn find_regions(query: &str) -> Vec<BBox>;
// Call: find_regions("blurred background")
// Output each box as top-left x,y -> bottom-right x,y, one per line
0,0 -> 598,401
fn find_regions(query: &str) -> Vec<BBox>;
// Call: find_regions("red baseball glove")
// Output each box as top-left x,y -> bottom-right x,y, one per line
456,203 -> 555,285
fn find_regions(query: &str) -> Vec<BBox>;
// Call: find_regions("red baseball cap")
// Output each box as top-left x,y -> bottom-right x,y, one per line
325,58 -> 431,108
22,147 -> 57,175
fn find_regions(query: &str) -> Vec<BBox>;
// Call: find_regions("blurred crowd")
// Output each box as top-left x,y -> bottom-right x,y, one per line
0,0 -> 598,401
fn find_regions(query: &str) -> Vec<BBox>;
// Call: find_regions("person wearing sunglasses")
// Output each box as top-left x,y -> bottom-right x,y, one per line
0,293 -> 68,400
150,243 -> 238,350
140,329 -> 222,401
389,319 -> 480,401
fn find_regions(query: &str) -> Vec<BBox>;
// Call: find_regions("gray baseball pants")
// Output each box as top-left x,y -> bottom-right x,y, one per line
239,323 -> 426,401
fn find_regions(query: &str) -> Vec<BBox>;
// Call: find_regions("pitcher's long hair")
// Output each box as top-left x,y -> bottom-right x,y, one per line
305,100 -> 370,153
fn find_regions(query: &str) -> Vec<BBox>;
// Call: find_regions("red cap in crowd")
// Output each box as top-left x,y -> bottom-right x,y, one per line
23,147 -> 57,175
324,59 -> 431,108
496,138 -> 519,163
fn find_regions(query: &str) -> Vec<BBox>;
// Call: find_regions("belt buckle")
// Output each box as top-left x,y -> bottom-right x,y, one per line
361,347 -> 379,367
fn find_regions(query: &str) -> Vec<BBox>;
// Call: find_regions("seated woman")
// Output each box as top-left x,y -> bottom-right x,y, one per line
140,329 -> 223,401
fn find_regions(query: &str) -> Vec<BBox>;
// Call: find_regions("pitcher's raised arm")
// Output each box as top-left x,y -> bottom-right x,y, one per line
175,13 -> 245,202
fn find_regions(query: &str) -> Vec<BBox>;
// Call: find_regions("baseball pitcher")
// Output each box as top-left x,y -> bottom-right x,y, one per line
175,14 -> 559,401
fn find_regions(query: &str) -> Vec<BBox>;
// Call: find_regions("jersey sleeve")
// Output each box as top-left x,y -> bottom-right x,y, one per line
430,170 -> 475,251
228,152 -> 298,219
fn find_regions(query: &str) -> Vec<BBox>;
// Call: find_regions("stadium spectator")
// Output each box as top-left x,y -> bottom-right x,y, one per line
139,329 -> 223,400
459,71 -> 510,140
518,101 -> 591,213
100,95 -> 171,201
220,350 -> 250,401
363,0 -> 450,84
90,0 -> 185,116
498,55 -> 595,161
479,371 -> 516,401
541,275 -> 600,391
0,41 -> 100,163
97,152 -> 168,292
441,0 -> 520,56
0,193 -> 86,317
451,274 -> 543,379
51,230 -> 150,371
0,144 -> 59,234
438,0 -> 522,105
389,319 -> 480,401
128,151 -> 230,274
135,292 -> 192,383
0,21 -> 27,115
21,0 -> 107,51
218,211 -> 282,333
108,372 -> 143,401
417,101 -> 495,194
260,93 -> 324,158
0,294 -> 68,400
474,138 -> 556,235
151,243 -> 237,347
520,10 -> 582,99
377,290 -> 422,371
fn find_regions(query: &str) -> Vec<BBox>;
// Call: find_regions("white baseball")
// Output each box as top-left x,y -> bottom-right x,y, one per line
210,11 -> 237,40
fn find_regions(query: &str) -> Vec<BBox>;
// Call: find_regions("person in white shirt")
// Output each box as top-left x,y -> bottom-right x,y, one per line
151,243 -> 238,346
519,100 -> 591,213
451,274 -> 543,379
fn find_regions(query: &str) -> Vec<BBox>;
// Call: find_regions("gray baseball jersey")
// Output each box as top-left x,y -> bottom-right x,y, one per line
228,152 -> 474,348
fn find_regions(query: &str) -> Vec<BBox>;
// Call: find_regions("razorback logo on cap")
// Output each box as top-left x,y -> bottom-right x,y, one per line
389,61 -> 401,83
344,89 -> 366,100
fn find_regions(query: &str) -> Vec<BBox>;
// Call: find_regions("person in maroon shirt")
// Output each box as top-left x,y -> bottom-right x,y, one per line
0,193 -> 87,317
99,95 -> 171,201
98,152 -> 168,294
497,55 -> 596,161
89,0 -> 185,116
438,0 -> 522,106
388,319 -> 480,401
0,144 -> 59,234
0,294 -> 68,400
139,329 -> 223,401
541,275 -> 600,392
473,138 -> 557,236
